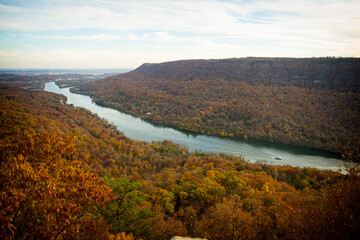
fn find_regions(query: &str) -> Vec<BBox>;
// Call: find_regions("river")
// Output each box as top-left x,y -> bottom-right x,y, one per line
44,82 -> 342,170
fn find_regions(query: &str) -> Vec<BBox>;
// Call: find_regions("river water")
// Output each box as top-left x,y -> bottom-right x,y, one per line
44,82 -> 342,170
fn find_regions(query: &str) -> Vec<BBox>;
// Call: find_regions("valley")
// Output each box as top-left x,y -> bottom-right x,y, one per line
80,58 -> 360,162
1,87 -> 359,240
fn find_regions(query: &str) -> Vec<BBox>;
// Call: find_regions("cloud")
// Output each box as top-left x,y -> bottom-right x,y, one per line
43,34 -> 123,41
1,1 -> 359,40
28,32 -> 185,42
1,1 -> 359,38
0,0 -> 359,68
21,44 -> 41,50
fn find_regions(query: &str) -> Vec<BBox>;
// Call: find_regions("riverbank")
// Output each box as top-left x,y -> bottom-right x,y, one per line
44,82 -> 342,170
69,87 -> 89,95
79,58 -> 360,161
70,84 -> 341,159
4,86 -> 359,240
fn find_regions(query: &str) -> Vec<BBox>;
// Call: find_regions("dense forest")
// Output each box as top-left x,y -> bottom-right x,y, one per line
80,57 -> 360,160
1,87 -> 359,239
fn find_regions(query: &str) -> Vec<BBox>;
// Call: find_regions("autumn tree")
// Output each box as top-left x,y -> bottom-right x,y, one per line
101,177 -> 154,239
0,131 -> 113,239
195,196 -> 256,240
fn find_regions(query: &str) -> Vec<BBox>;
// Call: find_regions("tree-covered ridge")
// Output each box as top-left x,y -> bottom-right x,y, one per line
81,57 -> 360,157
1,88 -> 359,239
135,57 -> 360,92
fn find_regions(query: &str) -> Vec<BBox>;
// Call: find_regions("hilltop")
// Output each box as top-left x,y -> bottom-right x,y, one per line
133,57 -> 360,92
81,57 -> 360,158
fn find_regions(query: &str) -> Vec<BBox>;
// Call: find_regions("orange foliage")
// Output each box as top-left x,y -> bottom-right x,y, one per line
82,57 -> 360,156
1,87 -> 359,239
0,131 -> 113,239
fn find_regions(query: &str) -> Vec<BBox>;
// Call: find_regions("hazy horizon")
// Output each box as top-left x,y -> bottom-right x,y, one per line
2,56 -> 358,71
1,0 -> 360,69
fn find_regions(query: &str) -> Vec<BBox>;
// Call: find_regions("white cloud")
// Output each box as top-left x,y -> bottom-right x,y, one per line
1,0 -> 359,40
0,0 -> 359,68
43,34 -> 123,41
0,1 -> 354,32
21,44 -> 42,50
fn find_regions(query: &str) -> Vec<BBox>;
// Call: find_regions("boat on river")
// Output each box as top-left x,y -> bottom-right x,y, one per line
43,82 -> 342,170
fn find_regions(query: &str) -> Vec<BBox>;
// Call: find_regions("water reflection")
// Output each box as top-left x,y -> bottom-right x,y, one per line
44,82 -> 342,170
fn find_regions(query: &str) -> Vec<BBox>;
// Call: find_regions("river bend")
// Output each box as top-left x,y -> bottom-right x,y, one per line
44,82 -> 342,170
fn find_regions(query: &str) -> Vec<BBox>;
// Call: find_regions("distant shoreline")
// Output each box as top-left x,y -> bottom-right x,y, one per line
0,68 -> 133,74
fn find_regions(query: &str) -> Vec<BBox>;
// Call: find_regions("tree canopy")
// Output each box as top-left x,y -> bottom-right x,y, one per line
81,57 -> 360,159
1,87 -> 359,239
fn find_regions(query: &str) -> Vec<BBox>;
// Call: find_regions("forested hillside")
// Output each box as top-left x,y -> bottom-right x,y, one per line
81,57 -> 360,158
1,88 -> 359,239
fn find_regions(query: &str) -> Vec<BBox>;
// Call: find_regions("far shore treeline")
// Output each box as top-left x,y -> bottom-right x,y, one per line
81,57 -> 360,161
1,57 -> 360,239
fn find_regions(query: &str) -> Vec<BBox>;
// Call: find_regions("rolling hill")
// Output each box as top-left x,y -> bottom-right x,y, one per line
81,57 -> 360,158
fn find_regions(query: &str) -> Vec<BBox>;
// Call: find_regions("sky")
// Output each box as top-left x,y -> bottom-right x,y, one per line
0,0 -> 359,69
